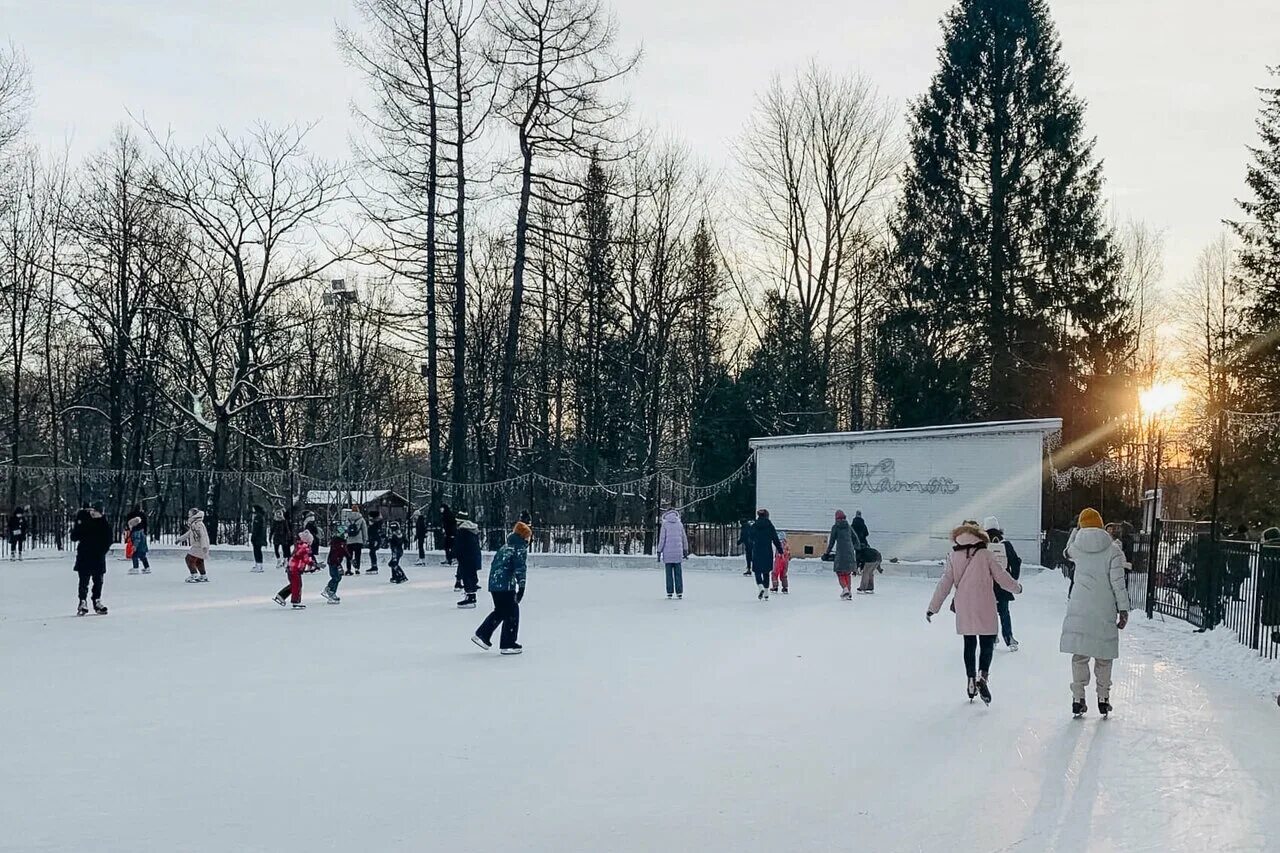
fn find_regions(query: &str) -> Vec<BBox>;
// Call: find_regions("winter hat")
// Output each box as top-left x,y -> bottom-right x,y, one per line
91,500 -> 105,513
299,530 -> 314,545
456,510 -> 470,521
126,516 -> 141,530
756,508 -> 769,518
273,508 -> 284,520
982,516 -> 1001,533
513,521 -> 533,543
1078,508 -> 1104,529
835,510 -> 847,521
951,523 -> 989,544
187,507 -> 204,522
778,530 -> 788,541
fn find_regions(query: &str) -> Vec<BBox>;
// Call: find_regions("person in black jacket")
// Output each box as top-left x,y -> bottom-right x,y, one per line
7,506 -> 29,561
270,508 -> 292,568
851,510 -> 870,570
250,505 -> 268,573
984,516 -> 1023,650
739,520 -> 754,577
366,509 -> 385,575
454,511 -> 482,608
71,502 -> 113,615
441,503 -> 458,566
413,510 -> 428,565
749,509 -> 784,600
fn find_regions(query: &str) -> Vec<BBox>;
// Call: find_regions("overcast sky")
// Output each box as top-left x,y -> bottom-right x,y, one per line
5,0 -> 1278,289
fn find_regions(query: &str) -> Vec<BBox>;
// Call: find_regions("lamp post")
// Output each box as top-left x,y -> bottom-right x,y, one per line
1139,381 -> 1184,619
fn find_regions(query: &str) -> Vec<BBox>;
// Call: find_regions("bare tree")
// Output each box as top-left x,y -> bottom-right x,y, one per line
0,43 -> 32,160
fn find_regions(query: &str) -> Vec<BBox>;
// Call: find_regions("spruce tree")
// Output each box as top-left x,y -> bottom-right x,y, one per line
883,0 -> 1127,426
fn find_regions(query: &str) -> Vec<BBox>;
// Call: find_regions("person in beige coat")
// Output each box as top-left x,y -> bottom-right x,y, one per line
176,508 -> 211,582
1060,507 -> 1129,717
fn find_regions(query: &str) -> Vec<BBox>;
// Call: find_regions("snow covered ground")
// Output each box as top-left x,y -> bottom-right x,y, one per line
3,554 -> 1279,852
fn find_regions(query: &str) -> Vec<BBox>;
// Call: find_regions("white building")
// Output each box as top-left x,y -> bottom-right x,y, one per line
750,419 -> 1062,563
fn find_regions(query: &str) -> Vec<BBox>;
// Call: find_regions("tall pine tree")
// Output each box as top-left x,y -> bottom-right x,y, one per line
881,0 -> 1128,428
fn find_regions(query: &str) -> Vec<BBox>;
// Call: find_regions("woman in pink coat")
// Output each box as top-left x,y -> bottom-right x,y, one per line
927,524 -> 1023,704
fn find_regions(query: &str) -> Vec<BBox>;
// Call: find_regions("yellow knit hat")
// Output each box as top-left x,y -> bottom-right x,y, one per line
1078,508 -> 1104,529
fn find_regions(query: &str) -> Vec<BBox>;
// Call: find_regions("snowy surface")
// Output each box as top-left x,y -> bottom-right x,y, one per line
3,554 -> 1279,852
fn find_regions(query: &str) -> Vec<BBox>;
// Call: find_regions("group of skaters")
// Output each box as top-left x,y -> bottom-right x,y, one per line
732,508 -> 882,601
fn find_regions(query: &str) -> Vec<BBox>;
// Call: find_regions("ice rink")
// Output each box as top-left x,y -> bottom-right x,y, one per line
4,553 -> 1279,852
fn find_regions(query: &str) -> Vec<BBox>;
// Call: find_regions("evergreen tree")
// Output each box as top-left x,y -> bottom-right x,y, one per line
883,0 -> 1127,428
1231,67 -> 1280,408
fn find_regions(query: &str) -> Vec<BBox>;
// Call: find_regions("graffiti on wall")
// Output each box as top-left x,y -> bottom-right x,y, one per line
850,459 -> 960,495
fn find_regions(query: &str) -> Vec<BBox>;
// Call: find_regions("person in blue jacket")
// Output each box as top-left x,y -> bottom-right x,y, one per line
472,522 -> 532,655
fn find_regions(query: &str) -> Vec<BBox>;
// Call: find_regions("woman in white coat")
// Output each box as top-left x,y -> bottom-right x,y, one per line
1060,508 -> 1129,717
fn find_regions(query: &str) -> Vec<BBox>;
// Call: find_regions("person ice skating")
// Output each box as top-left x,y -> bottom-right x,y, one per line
824,510 -> 861,600
7,505 -> 28,561
365,509 -> 384,575
739,518 -> 754,576
386,521 -> 409,584
454,510 -> 481,607
926,523 -> 1022,704
321,528 -> 348,604
856,541 -> 883,594
343,506 -> 366,575
270,508 -> 292,568
1060,508 -> 1129,718
984,516 -> 1022,650
250,505 -> 267,573
71,501 -> 113,615
657,508 -> 689,600
413,509 -> 428,565
750,509 -> 783,600
302,511 -> 321,569
176,508 -> 211,582
275,529 -> 315,609
126,515 -> 150,575
851,509 -> 870,572
771,531 -> 791,594
441,502 -> 458,566
472,522 -> 532,654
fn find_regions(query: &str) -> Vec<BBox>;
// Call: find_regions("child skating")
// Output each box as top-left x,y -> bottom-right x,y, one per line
126,516 -> 150,575
472,522 -> 531,654
926,523 -> 1022,704
321,528 -> 348,604
1060,508 -> 1129,718
771,531 -> 790,594
387,521 -> 408,584
176,508 -> 211,582
275,530 -> 315,609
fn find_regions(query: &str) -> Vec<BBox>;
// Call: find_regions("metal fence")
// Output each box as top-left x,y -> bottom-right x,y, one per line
1125,520 -> 1280,660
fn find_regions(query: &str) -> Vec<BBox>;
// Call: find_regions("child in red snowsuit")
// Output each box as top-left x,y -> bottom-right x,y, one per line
275,530 -> 314,609
771,532 -> 791,594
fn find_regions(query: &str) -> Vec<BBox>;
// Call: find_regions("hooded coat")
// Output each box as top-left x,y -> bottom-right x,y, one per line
250,509 -> 267,547
928,527 -> 1022,635
826,518 -> 859,573
656,510 -> 688,564
749,515 -> 783,571
487,532 -> 529,593
454,518 -> 482,574
343,510 -> 367,545
179,513 -> 210,559
1059,527 -> 1129,659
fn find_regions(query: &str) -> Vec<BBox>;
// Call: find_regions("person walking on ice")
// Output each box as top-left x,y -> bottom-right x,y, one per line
748,509 -> 783,600
321,528 -> 348,604
983,516 -> 1022,650
71,501 -> 113,615
7,506 -> 28,560
275,529 -> 316,609
126,515 -> 150,575
250,505 -> 267,573
270,508 -> 292,568
176,508 -> 211,582
656,507 -> 688,600
454,510 -> 481,608
472,522 -> 532,654
1060,508 -> 1129,718
824,510 -> 860,600
926,523 -> 1022,704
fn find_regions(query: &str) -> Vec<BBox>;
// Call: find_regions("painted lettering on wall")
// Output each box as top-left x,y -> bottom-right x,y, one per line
850,459 -> 960,495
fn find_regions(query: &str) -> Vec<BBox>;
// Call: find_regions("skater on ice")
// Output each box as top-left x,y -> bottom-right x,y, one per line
250,505 -> 267,573
1059,508 -> 1129,718
387,521 -> 408,583
851,509 -> 870,573
983,516 -> 1022,650
749,509 -> 783,600
413,509 -> 428,565
176,507 -> 211,583
8,505 -> 28,560
365,508 -> 384,575
71,501 -> 112,616
771,530 -> 790,595
824,510 -> 860,600
302,511 -> 321,570
472,521 -> 531,654
738,517 -> 753,576
321,527 -> 348,604
454,510 -> 481,608
926,523 -> 1022,704
270,508 -> 292,568
656,507 -> 688,599
126,516 -> 150,575
440,502 -> 457,567
342,505 -> 366,574
274,528 -> 315,609
856,541 -> 882,594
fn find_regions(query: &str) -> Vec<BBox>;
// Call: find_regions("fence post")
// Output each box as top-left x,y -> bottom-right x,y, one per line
1145,518 -> 1161,619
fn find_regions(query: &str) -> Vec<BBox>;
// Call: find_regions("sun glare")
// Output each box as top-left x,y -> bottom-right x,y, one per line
1139,381 -> 1185,417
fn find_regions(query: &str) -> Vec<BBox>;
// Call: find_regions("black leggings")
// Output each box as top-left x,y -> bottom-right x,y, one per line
273,542 -> 292,560
963,635 -> 996,679
252,543 -> 264,564
77,570 -> 104,601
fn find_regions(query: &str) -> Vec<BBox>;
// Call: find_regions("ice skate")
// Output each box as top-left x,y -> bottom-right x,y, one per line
742,569 -> 751,576
275,558 -> 285,570
976,675 -> 992,705
676,594 -> 683,600
344,568 -> 353,576
77,600 -> 88,616
840,590 -> 852,601
471,634 -> 492,651
414,558 -> 426,567
251,563 -> 264,573
500,644 -> 523,655
185,575 -> 202,583
1072,699 -> 1087,718
967,677 -> 978,702
128,567 -> 139,575
273,594 -> 287,607
457,594 -> 477,609
141,567 -> 151,574
667,593 -> 672,599
291,602 -> 306,610
1008,639 -> 1019,651
1098,699 -> 1112,718
92,600 -> 108,615
327,593 -> 341,604
365,567 -> 379,575
197,575 -> 209,582
770,585 -> 778,593
781,587 -> 788,595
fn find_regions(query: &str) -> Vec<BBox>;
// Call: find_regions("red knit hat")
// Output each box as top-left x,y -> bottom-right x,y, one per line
835,510 -> 847,521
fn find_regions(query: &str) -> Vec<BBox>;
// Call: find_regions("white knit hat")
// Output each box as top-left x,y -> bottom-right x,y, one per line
982,516 -> 1001,532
